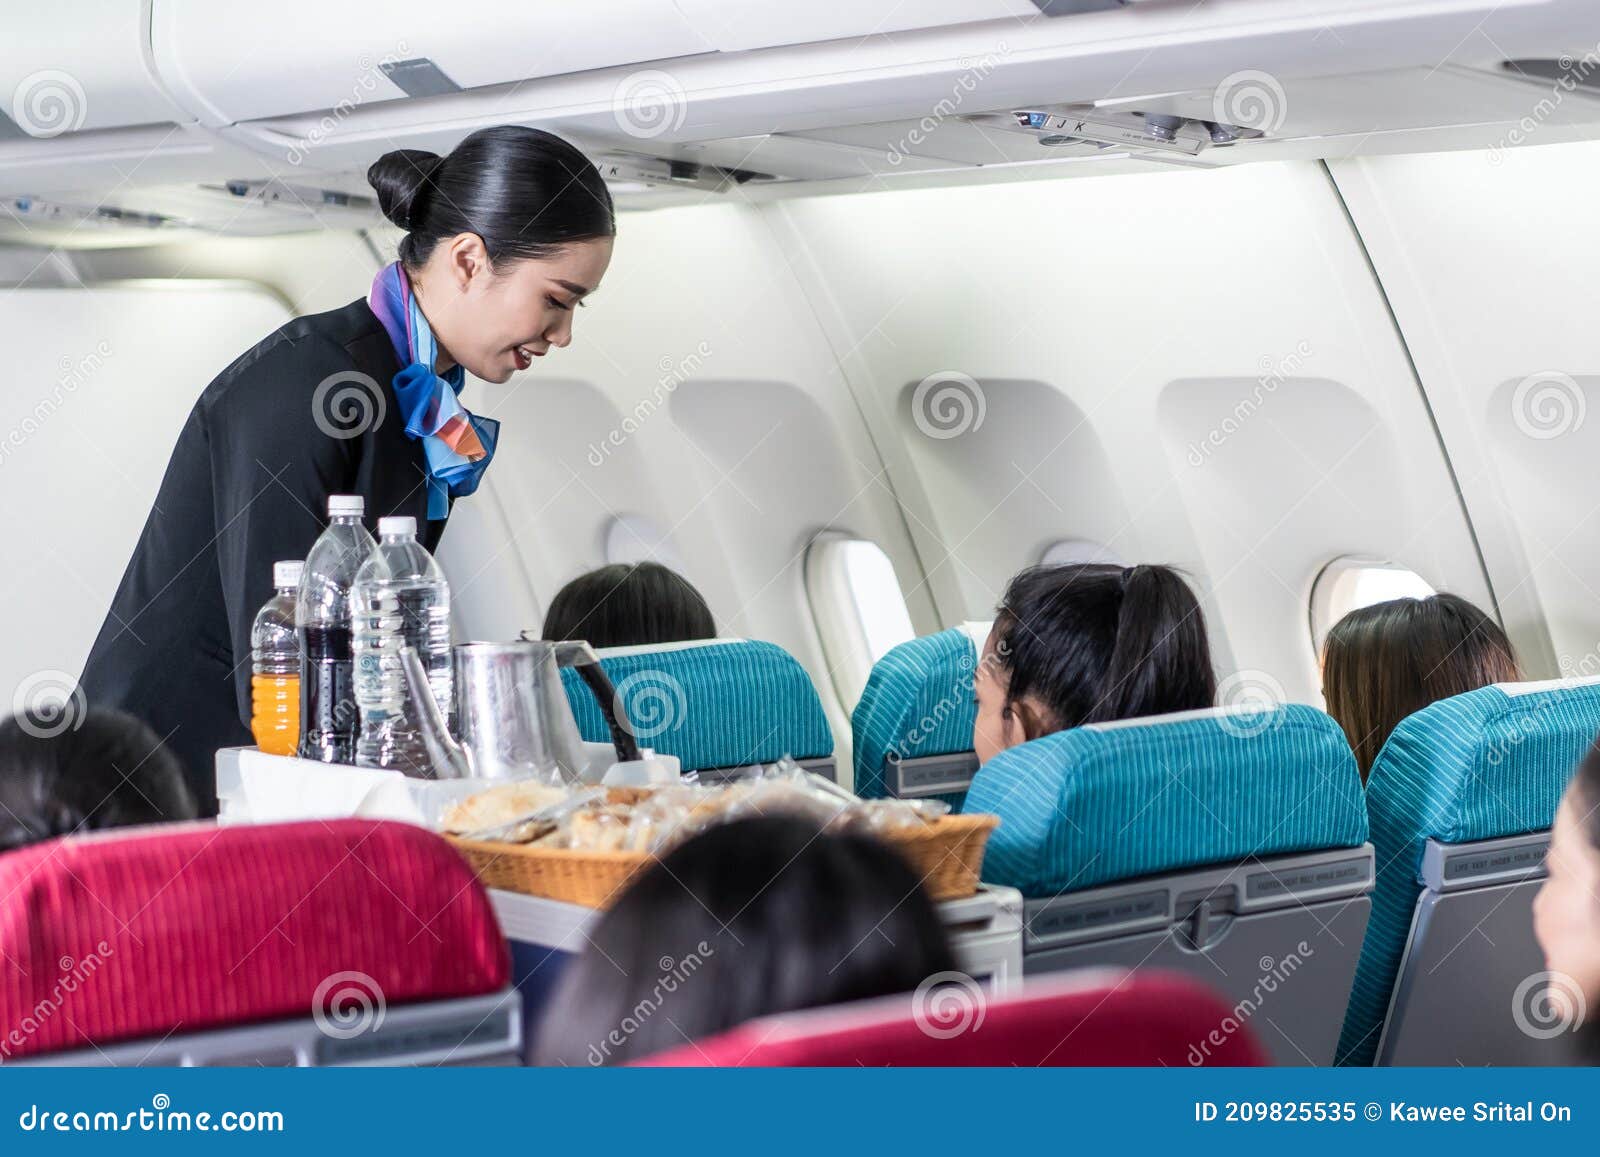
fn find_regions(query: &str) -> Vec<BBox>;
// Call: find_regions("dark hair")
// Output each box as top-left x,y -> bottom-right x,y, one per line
533,816 -> 958,1066
0,707 -> 199,854
1322,593 -> 1520,780
541,562 -> 715,649
367,126 -> 615,268
989,563 -> 1216,739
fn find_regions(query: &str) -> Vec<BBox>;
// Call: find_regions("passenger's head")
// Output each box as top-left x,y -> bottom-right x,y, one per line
1535,739 -> 1600,1037
367,126 -> 615,383
541,562 -> 715,650
0,707 -> 198,854
533,815 -> 958,1065
1321,593 -> 1520,780
973,563 -> 1216,764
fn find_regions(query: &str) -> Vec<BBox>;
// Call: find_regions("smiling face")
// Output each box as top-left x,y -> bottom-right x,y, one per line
412,233 -> 614,383
1534,790 -> 1600,1016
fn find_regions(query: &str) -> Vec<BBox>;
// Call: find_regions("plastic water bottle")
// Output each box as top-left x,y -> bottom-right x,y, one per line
250,560 -> 303,756
353,515 -> 452,775
296,495 -> 376,764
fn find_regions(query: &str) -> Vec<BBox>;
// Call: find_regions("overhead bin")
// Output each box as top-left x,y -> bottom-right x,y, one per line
148,0 -> 719,126
671,0 -> 1040,52
1,0 -> 188,135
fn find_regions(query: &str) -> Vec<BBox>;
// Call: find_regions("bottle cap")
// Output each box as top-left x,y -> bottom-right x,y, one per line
273,560 -> 304,589
327,494 -> 364,517
378,515 -> 417,537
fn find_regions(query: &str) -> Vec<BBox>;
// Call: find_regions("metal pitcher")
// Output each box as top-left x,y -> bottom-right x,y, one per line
399,639 -> 639,782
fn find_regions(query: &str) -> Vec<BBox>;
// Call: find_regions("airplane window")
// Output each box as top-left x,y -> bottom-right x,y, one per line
804,535 -> 917,711
604,513 -> 688,573
1309,556 -> 1437,651
1040,538 -> 1128,567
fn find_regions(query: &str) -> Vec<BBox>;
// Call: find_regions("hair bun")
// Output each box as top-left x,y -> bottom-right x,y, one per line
367,149 -> 445,231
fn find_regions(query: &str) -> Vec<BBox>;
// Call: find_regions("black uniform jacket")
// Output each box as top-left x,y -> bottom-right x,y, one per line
80,297 -> 449,810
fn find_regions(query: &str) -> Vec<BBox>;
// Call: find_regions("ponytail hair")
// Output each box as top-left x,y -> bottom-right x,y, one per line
990,563 -> 1217,739
367,126 -> 615,268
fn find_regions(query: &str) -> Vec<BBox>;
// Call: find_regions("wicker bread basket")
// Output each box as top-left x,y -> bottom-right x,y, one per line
449,812 -> 1000,910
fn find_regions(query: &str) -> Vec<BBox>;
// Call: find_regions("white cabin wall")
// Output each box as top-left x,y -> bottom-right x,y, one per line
1330,144 -> 1600,680
768,161 -> 1496,702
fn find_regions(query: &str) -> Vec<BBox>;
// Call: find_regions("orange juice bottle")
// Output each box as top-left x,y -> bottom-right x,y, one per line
250,560 -> 303,756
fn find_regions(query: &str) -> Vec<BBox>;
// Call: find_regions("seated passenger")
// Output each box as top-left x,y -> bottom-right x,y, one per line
1535,738 -> 1600,1062
0,707 -> 199,854
1321,593 -> 1520,782
541,561 -> 715,649
973,563 -> 1217,764
533,815 -> 957,1066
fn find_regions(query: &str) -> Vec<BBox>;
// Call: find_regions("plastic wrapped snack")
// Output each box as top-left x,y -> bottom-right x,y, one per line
439,780 -> 571,838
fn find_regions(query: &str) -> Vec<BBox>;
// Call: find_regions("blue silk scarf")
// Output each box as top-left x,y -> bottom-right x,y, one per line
367,262 -> 499,521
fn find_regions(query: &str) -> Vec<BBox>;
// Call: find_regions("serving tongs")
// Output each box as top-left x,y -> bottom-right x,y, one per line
454,788 -> 604,844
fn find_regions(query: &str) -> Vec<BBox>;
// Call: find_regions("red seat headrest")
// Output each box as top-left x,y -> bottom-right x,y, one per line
638,969 -> 1267,1066
0,819 -> 507,1062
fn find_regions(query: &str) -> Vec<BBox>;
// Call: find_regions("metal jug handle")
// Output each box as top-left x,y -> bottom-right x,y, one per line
528,636 -> 643,765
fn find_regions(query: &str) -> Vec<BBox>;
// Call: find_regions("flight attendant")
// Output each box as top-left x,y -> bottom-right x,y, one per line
80,126 -> 616,810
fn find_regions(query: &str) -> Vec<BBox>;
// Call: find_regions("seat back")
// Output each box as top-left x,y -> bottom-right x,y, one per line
965,703 -> 1372,1065
638,970 -> 1267,1066
1339,676 -> 1600,1066
851,624 -> 988,802
560,638 -> 835,780
0,820 -> 516,1065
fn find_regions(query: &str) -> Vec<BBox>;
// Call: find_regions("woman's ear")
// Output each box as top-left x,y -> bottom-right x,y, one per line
1012,696 -> 1056,743
444,232 -> 490,290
